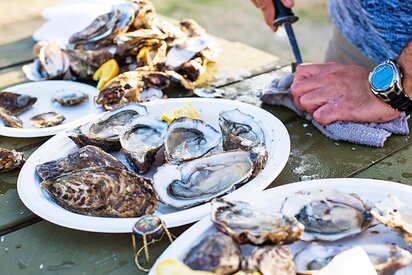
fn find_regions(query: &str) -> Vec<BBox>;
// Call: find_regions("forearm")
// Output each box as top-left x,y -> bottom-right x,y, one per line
397,38 -> 412,97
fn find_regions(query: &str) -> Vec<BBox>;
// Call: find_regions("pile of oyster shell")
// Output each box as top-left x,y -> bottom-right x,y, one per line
36,102 -> 268,217
179,192 -> 412,275
23,0 -> 217,110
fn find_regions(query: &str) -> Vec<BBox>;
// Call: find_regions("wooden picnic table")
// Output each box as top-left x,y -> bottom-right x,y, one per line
1,17 -> 412,275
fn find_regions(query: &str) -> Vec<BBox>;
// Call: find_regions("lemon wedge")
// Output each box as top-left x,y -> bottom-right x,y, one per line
92,59 -> 120,90
160,103 -> 200,123
155,258 -> 213,275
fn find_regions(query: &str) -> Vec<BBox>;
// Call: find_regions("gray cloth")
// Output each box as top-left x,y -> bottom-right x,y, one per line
261,74 -> 410,147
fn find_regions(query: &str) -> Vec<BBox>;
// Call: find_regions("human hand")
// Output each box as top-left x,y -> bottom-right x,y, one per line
251,0 -> 294,31
290,63 -> 400,125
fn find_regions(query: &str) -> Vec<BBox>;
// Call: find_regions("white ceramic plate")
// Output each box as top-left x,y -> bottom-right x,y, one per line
1,81 -> 101,137
150,178 -> 412,275
17,98 -> 290,233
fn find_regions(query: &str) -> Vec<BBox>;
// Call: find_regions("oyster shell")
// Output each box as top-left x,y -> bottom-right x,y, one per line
66,49 -> 113,80
36,145 -> 127,181
212,198 -> 304,245
0,107 -> 23,128
183,232 -> 242,274
52,90 -> 88,106
120,116 -> 167,174
371,195 -> 412,245
164,117 -> 221,162
0,91 -> 37,115
242,246 -> 296,275
0,148 -> 25,172
280,190 -> 373,241
41,166 -> 158,217
30,112 -> 65,128
166,36 -> 212,68
153,151 -> 254,209
69,103 -> 147,152
294,243 -> 412,275
131,0 -> 156,29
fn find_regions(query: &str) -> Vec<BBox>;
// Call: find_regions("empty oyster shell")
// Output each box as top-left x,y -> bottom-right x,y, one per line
242,246 -> 296,275
41,166 -> 158,217
0,91 -> 37,115
294,243 -> 412,275
211,198 -> 304,245
164,117 -> 221,162
36,145 -> 127,181
52,90 -> 88,106
0,107 -> 23,128
280,190 -> 373,241
30,112 -> 65,128
120,116 -> 167,174
183,232 -> 242,274
69,103 -> 147,152
371,195 -> 412,245
153,151 -> 254,209
0,148 -> 25,172
166,36 -> 212,68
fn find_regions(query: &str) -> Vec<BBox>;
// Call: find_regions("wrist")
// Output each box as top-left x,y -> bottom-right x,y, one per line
397,54 -> 412,98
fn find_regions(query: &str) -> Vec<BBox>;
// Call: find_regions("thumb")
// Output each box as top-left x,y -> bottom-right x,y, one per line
312,104 -> 340,125
281,0 -> 294,8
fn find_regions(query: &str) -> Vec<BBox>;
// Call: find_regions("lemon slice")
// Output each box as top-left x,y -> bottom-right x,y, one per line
160,103 -> 200,123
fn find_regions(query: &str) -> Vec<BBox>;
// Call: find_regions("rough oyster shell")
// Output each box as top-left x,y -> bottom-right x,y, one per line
280,190 -> 373,241
0,148 -> 25,172
0,91 -> 37,115
30,112 -> 65,128
183,232 -> 242,274
371,195 -> 412,246
211,198 -> 304,245
66,49 -> 113,80
131,0 -> 156,29
164,117 -> 221,162
69,103 -> 147,152
242,246 -> 296,275
154,151 -> 254,209
41,166 -> 158,217
36,145 -> 127,181
0,107 -> 23,128
120,116 -> 167,174
294,243 -> 412,275
52,90 -> 88,106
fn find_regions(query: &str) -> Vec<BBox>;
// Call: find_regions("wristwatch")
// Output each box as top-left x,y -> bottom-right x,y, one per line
369,59 -> 412,114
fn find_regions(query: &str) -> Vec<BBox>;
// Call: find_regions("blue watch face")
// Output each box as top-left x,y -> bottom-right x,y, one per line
371,63 -> 395,91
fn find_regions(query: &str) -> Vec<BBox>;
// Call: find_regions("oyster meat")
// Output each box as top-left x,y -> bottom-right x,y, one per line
164,117 -> 221,162
153,151 -> 254,209
183,232 -> 242,274
242,246 -> 296,275
0,91 -> 37,115
295,243 -> 412,275
120,116 -> 167,174
371,195 -> 412,245
69,103 -> 147,152
30,112 -> 65,128
0,107 -> 23,128
42,166 -> 158,217
280,190 -> 373,241
0,148 -> 25,172
212,198 -> 304,245
36,145 -> 127,181
52,90 -> 88,106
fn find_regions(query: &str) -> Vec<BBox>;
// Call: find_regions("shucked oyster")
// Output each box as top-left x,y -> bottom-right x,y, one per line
36,145 -> 127,181
0,107 -> 23,128
154,151 -> 254,209
42,166 -> 158,217
371,195 -> 412,246
294,243 -> 412,275
52,90 -> 88,106
164,117 -> 221,162
281,190 -> 372,241
69,103 -> 147,152
120,116 -> 167,174
211,198 -> 304,245
30,112 -> 65,128
183,232 -> 242,274
0,91 -> 37,115
0,148 -> 25,172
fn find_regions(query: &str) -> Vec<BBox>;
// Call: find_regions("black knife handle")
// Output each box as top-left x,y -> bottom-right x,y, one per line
272,0 -> 299,26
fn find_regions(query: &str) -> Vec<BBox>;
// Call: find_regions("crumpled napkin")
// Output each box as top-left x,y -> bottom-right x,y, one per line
261,73 -> 410,147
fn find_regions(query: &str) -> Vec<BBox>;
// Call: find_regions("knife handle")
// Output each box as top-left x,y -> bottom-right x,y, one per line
272,0 -> 299,26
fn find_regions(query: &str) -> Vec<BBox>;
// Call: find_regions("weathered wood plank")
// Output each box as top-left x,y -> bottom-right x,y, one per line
0,38 -> 34,70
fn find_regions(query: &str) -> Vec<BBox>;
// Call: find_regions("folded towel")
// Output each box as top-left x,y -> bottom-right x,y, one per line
261,73 -> 410,147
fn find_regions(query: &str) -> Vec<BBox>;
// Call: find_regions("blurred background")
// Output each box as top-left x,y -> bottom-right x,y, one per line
0,0 -> 331,62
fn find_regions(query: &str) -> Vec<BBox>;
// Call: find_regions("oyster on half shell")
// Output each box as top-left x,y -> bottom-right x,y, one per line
280,190 -> 373,241
153,151 -> 254,209
211,198 -> 304,245
52,90 -> 88,106
0,107 -> 23,128
120,116 -> 168,174
0,91 -> 37,115
30,112 -> 65,128
69,103 -> 147,152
